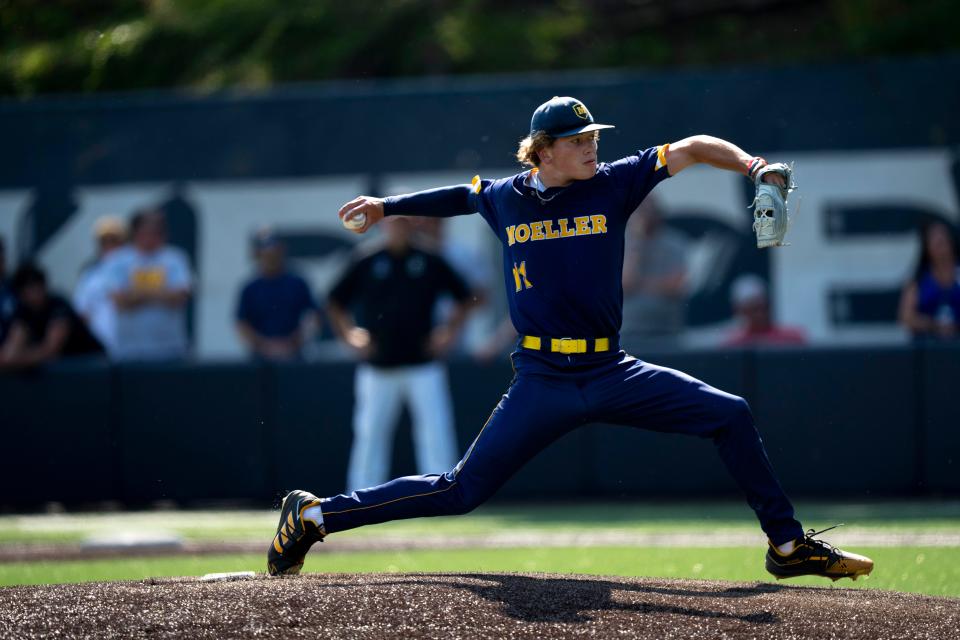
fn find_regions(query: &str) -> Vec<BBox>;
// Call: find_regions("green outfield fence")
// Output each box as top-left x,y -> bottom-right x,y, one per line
1,344 -> 957,509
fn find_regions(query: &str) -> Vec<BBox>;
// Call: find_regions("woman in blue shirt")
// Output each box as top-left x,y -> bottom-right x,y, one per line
899,221 -> 960,341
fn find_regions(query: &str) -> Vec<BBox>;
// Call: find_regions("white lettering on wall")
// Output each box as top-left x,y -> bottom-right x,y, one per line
775,149 -> 959,342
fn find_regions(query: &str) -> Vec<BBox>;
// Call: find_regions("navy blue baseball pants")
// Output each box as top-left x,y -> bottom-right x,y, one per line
320,351 -> 804,546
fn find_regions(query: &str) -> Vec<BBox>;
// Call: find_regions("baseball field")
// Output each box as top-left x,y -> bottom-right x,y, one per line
1,500 -> 958,638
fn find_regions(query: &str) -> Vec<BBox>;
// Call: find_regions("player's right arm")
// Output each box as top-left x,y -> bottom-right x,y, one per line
337,182 -> 482,234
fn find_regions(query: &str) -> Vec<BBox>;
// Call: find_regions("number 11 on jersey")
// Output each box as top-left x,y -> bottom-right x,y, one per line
513,261 -> 533,292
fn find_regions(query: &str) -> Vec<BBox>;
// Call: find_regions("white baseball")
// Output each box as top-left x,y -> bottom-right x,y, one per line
343,212 -> 366,230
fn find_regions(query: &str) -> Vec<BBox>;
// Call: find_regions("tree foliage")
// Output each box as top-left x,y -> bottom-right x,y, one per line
1,0 -> 957,97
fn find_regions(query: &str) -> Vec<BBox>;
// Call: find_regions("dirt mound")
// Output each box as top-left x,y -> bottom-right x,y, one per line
1,572 -> 957,639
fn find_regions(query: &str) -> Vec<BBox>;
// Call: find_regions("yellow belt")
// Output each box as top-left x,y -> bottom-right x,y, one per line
520,335 -> 611,355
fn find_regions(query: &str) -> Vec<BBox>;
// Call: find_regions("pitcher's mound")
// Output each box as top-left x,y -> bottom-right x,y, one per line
2,572 -> 958,639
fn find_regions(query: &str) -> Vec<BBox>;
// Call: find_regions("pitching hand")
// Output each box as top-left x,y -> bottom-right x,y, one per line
338,196 -> 385,234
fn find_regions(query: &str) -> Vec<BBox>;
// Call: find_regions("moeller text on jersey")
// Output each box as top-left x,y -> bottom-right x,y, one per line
506,215 -> 607,246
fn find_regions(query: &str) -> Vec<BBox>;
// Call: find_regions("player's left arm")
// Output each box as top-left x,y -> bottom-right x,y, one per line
665,135 -> 785,187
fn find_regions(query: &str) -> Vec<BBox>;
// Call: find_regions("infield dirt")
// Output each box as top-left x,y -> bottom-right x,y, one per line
1,572 -> 957,639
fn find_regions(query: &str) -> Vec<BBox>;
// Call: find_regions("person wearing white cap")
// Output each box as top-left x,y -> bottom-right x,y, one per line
723,274 -> 805,347
73,215 -> 128,355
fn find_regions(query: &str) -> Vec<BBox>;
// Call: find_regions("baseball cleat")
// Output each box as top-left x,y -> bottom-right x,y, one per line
765,526 -> 873,582
267,490 -> 326,576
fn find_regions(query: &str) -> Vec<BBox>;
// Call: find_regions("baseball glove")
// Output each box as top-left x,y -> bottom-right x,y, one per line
750,162 -> 796,249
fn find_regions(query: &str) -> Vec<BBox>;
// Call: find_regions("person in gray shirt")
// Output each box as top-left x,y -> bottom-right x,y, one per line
620,196 -> 689,351
105,209 -> 193,361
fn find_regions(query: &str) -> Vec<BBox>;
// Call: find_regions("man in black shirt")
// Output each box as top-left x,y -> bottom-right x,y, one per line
0,263 -> 104,370
327,217 -> 473,492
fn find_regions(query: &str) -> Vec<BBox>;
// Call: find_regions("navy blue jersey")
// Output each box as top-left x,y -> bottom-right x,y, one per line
236,271 -> 318,338
470,146 -> 670,338
297,142 -> 810,556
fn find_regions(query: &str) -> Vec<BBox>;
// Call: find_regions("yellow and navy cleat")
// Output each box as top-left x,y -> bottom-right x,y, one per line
765,525 -> 874,582
267,490 -> 326,576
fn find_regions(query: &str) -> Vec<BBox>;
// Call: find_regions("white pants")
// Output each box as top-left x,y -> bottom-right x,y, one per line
347,361 -> 459,492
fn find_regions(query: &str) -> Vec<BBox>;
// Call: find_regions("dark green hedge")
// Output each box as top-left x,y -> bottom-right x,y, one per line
1,0 -> 958,97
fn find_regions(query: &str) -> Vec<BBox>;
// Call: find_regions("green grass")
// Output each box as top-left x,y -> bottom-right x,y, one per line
2,500 -> 959,544
2,547 -> 959,598
2,501 -> 958,597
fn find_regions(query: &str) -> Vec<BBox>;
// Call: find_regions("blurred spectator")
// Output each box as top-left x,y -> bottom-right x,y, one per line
0,237 -> 15,345
235,228 -> 320,361
620,197 -> 689,350
0,263 -> 104,369
723,274 -> 806,347
327,217 -> 471,492
106,209 -> 193,361
472,315 -> 519,363
898,220 -> 960,341
73,216 -> 127,355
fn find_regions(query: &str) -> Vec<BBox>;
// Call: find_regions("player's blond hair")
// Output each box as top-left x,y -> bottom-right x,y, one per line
515,130 -> 555,167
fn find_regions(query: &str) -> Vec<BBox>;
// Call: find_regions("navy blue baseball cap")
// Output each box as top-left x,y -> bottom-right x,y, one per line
530,96 -> 615,138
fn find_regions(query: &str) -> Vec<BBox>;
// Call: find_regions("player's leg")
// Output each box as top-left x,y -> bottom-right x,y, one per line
345,364 -> 404,492
406,361 -> 459,476
585,356 -> 802,545
318,371 -> 584,535
585,355 -> 872,581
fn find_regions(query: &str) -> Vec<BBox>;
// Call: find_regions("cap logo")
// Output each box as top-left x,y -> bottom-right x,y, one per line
573,103 -> 589,119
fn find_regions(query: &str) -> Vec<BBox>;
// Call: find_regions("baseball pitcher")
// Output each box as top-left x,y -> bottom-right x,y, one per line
267,96 -> 870,583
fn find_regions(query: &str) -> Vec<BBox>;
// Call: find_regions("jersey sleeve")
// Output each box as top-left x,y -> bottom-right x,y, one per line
466,176 -> 502,232
609,144 -> 672,214
383,184 -> 475,218
385,175 -> 504,232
